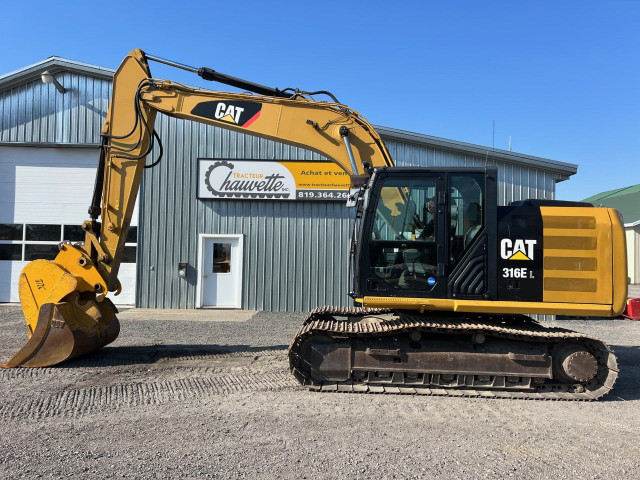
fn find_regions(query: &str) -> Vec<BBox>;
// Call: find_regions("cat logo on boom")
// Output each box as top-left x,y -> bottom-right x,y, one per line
500,238 -> 537,261
215,103 -> 244,124
191,100 -> 262,128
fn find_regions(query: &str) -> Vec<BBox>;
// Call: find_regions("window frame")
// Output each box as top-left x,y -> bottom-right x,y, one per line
0,223 -> 138,263
358,171 -> 447,299
447,173 -> 486,267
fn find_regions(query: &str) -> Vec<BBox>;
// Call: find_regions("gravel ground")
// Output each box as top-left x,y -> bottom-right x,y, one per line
0,304 -> 639,479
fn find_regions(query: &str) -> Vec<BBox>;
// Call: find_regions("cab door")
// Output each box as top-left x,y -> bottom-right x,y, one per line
357,172 -> 447,299
444,170 -> 497,300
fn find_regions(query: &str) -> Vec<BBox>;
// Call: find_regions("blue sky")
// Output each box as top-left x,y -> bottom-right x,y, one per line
1,1 -> 638,200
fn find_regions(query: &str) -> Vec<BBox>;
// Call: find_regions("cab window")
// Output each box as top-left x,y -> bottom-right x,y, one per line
369,178 -> 438,290
450,174 -> 484,264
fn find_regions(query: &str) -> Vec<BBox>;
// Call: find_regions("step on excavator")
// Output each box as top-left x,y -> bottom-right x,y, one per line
3,49 -> 627,400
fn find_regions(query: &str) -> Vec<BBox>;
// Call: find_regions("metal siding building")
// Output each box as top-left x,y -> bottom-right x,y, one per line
0,56 -> 579,311
0,59 -> 112,145
0,58 -> 138,304
136,118 -> 575,311
137,117 -> 354,310
627,225 -> 640,284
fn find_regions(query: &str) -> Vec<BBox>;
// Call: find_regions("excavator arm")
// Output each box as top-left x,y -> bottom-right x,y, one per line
4,48 -> 393,367
93,49 -> 393,292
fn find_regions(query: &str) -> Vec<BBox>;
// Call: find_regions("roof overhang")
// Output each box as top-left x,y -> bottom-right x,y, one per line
0,56 -> 114,93
0,56 -> 579,181
375,125 -> 578,179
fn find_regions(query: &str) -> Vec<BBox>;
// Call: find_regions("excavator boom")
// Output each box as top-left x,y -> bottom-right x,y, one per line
4,48 -> 393,368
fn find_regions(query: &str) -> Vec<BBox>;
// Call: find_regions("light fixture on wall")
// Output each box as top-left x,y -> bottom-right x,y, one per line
178,262 -> 188,279
41,70 -> 66,94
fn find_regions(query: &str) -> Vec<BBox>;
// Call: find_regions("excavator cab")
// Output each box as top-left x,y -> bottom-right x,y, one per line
352,167 -> 495,302
351,166 -> 627,316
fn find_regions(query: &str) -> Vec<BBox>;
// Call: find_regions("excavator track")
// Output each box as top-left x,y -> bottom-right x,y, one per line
288,307 -> 618,400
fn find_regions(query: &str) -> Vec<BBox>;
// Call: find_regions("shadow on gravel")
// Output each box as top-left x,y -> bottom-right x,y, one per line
57,344 -> 289,368
611,345 -> 640,366
603,345 -> 640,401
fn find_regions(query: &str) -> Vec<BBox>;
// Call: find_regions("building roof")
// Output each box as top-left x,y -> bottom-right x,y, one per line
583,184 -> 640,227
375,125 -> 578,177
0,56 -> 114,92
0,55 -> 578,178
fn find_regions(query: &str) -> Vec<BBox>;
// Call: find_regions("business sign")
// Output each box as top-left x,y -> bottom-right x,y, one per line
197,159 -> 351,201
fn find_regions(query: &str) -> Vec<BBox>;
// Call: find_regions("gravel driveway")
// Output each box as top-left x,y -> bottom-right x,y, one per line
0,304 -> 639,479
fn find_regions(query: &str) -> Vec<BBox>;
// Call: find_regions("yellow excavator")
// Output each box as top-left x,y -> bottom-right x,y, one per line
3,49 -> 627,400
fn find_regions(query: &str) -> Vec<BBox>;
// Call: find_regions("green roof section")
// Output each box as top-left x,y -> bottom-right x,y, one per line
582,184 -> 640,226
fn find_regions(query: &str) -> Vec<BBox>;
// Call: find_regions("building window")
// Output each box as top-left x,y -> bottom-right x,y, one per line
0,224 -> 23,241
0,244 -> 22,260
0,223 -> 138,263
126,226 -> 137,244
24,244 -> 59,261
122,246 -> 137,263
212,243 -> 231,273
26,224 -> 61,241
63,225 -> 85,242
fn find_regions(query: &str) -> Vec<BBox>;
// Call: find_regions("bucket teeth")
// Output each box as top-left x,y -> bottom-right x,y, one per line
2,300 -> 120,368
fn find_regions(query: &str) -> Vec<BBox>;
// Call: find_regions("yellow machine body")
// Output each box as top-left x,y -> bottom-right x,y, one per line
3,48 -> 628,370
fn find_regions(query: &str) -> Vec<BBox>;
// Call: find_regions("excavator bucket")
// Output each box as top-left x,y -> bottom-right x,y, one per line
2,302 -> 119,368
2,255 -> 120,368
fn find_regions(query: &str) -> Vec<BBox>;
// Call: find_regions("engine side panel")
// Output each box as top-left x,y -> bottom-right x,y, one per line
539,206 -> 615,306
496,206 -> 544,302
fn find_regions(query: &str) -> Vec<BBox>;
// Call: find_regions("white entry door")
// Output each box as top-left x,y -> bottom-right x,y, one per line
198,234 -> 243,308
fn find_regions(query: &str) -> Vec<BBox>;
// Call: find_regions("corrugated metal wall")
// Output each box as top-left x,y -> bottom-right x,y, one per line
137,114 -> 561,310
136,116 -> 354,310
0,72 -> 110,144
385,139 -> 556,204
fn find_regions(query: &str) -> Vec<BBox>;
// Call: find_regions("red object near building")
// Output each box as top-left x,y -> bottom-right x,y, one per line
623,298 -> 640,320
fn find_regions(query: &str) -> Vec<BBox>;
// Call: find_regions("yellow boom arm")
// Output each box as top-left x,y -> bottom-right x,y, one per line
5,48 -> 393,367
93,49 -> 393,291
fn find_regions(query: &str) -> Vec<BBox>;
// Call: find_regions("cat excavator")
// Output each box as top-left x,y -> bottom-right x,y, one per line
3,49 -> 627,400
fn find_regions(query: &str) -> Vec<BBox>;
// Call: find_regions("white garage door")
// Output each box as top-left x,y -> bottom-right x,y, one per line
0,146 -> 137,305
